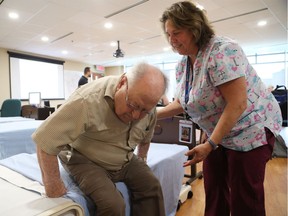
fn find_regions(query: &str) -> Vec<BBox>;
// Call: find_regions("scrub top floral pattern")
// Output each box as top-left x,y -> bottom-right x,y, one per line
175,36 -> 282,151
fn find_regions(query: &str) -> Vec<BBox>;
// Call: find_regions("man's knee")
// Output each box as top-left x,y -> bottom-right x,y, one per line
143,177 -> 163,198
92,192 -> 126,216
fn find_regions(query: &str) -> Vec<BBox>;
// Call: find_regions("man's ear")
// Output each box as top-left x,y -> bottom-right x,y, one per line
116,75 -> 127,91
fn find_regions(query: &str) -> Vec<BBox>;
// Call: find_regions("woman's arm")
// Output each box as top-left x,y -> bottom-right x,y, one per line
157,99 -> 184,119
184,76 -> 247,165
208,76 -> 247,145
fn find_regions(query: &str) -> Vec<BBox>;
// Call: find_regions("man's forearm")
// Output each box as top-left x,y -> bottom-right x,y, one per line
37,147 -> 67,197
137,142 -> 150,162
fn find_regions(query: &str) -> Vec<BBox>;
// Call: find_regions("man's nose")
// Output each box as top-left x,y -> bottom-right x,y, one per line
131,110 -> 142,120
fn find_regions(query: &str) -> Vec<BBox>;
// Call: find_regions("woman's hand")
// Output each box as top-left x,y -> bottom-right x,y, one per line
183,142 -> 213,167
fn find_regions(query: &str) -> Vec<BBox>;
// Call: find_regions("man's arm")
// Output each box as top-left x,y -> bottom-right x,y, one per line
137,142 -> 150,162
37,147 -> 67,197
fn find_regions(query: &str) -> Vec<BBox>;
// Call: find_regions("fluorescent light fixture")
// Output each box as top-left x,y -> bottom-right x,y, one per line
62,50 -> 68,54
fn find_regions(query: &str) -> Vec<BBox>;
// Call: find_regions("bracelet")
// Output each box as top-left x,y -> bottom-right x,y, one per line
207,138 -> 218,150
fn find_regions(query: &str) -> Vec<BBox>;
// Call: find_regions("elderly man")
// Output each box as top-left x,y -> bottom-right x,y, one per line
32,62 -> 168,216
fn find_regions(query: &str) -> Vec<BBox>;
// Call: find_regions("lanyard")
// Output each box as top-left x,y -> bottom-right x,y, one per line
184,58 -> 192,105
184,58 -> 193,120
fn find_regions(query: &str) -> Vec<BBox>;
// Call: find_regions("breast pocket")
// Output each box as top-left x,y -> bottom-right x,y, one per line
128,124 -> 151,149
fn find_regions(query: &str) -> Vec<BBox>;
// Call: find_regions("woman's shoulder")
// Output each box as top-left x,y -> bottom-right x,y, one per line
205,36 -> 245,58
211,35 -> 238,44
209,36 -> 241,49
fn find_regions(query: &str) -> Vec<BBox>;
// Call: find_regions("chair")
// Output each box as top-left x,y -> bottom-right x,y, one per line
0,99 -> 22,117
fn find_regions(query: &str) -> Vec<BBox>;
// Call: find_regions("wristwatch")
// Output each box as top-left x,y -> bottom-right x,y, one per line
207,138 -> 218,150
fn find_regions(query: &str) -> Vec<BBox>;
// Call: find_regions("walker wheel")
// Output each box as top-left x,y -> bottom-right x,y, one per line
187,190 -> 193,199
177,200 -> 182,211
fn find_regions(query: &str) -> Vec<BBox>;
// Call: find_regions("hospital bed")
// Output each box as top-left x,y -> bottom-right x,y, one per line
0,143 -> 188,216
0,118 -> 44,159
152,115 -> 203,185
0,116 -> 188,215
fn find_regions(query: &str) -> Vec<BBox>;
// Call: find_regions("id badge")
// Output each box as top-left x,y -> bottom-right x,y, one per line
179,119 -> 193,143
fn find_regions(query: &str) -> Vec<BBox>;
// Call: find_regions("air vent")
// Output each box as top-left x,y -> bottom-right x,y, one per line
50,32 -> 73,43
105,0 -> 149,18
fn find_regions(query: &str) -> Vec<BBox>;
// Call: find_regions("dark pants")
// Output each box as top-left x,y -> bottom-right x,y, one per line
59,149 -> 165,216
203,129 -> 275,216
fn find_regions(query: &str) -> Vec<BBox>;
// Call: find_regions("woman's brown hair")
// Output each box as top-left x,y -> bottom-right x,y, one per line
160,1 -> 215,49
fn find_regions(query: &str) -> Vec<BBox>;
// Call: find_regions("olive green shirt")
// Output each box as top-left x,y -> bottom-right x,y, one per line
32,75 -> 157,171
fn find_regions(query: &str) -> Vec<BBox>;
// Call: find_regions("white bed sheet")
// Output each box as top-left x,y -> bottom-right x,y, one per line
0,143 -> 188,216
0,165 -> 84,216
0,119 -> 43,159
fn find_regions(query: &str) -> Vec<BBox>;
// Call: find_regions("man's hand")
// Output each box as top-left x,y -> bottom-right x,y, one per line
43,178 -> 67,197
137,142 -> 150,163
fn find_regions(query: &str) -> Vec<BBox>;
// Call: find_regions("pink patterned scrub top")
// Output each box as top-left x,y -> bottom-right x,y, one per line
175,36 -> 282,151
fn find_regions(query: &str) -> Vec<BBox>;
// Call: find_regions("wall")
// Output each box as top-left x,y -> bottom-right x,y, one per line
0,48 -> 95,108
105,66 -> 124,76
0,48 -> 11,103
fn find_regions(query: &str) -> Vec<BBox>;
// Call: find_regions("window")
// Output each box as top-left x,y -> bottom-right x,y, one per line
248,52 -> 287,88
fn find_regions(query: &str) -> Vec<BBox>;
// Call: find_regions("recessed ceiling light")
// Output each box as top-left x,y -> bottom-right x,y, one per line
8,12 -> 19,19
110,41 -> 117,47
257,20 -> 267,27
62,50 -> 68,55
196,3 -> 205,11
163,47 -> 171,52
41,36 -> 49,42
104,22 -> 113,29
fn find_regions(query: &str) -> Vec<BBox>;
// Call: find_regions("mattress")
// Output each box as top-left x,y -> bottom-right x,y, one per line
0,165 -> 84,216
0,116 -> 35,123
0,143 -> 188,216
0,119 -> 43,159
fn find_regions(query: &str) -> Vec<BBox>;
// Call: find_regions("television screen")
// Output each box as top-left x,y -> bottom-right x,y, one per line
29,92 -> 41,107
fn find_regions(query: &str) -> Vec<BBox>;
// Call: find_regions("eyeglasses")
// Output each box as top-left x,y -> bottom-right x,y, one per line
125,82 -> 152,116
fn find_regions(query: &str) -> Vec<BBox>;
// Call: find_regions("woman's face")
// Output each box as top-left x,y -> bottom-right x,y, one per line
164,19 -> 197,56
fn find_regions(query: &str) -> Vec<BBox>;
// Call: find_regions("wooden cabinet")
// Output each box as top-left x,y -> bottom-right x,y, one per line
21,105 -> 55,120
